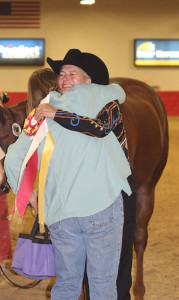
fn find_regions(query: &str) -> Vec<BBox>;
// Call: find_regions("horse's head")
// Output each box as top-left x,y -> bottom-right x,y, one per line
0,107 -> 17,153
0,101 -> 27,194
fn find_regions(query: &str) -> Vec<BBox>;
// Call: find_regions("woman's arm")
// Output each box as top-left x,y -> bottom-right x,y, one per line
34,100 -> 129,160
35,100 -> 122,138
0,147 -> 5,160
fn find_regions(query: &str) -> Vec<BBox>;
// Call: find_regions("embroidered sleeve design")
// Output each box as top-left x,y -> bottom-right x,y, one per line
96,101 -> 129,160
54,100 -> 120,137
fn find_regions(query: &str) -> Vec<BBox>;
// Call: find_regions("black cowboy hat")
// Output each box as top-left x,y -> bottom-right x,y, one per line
47,49 -> 109,85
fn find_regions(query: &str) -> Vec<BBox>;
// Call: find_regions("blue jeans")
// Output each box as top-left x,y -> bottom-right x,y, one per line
49,194 -> 124,300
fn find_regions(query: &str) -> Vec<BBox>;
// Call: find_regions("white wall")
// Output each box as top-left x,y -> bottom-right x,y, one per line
0,0 -> 179,91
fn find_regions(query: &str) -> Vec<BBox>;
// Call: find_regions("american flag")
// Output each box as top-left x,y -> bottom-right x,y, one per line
0,1 -> 40,29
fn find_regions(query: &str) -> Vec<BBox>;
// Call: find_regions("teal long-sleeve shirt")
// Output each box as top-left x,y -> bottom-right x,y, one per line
5,83 -> 131,227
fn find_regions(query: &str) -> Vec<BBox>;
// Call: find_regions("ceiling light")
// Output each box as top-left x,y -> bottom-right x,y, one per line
80,0 -> 95,5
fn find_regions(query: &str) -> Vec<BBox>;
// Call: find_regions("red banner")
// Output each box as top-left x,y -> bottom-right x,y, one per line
157,91 -> 179,116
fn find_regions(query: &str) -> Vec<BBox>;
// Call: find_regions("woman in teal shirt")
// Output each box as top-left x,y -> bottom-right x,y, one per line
5,49 -> 135,300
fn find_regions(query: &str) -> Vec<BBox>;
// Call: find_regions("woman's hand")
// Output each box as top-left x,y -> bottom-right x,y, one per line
0,160 -> 4,186
28,189 -> 38,213
35,103 -> 57,122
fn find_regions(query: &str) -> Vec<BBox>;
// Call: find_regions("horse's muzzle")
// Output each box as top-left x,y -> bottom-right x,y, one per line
0,182 -> 11,194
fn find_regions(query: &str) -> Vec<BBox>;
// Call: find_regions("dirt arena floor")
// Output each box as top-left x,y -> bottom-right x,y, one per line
0,116 -> 179,300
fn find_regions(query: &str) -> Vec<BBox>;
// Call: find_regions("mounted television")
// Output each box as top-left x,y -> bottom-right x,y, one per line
134,39 -> 179,67
0,38 -> 45,66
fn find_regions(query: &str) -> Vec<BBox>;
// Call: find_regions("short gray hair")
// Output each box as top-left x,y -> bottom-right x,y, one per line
82,70 -> 91,80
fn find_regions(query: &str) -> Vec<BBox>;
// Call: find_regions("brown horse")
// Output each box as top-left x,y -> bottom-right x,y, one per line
110,77 -> 168,299
0,78 -> 168,299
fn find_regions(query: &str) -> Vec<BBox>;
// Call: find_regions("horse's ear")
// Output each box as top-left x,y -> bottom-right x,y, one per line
2,93 -> 9,104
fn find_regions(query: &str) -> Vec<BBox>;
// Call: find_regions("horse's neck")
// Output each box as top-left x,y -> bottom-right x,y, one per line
10,101 -> 27,123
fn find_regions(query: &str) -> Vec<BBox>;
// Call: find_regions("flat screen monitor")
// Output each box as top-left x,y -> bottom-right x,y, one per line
0,38 -> 45,66
134,39 -> 179,67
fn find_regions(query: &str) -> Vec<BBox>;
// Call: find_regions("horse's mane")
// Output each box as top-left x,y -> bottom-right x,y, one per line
0,106 -> 5,121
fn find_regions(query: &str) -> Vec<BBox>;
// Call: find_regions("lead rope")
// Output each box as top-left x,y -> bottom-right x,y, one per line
0,264 -> 42,289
